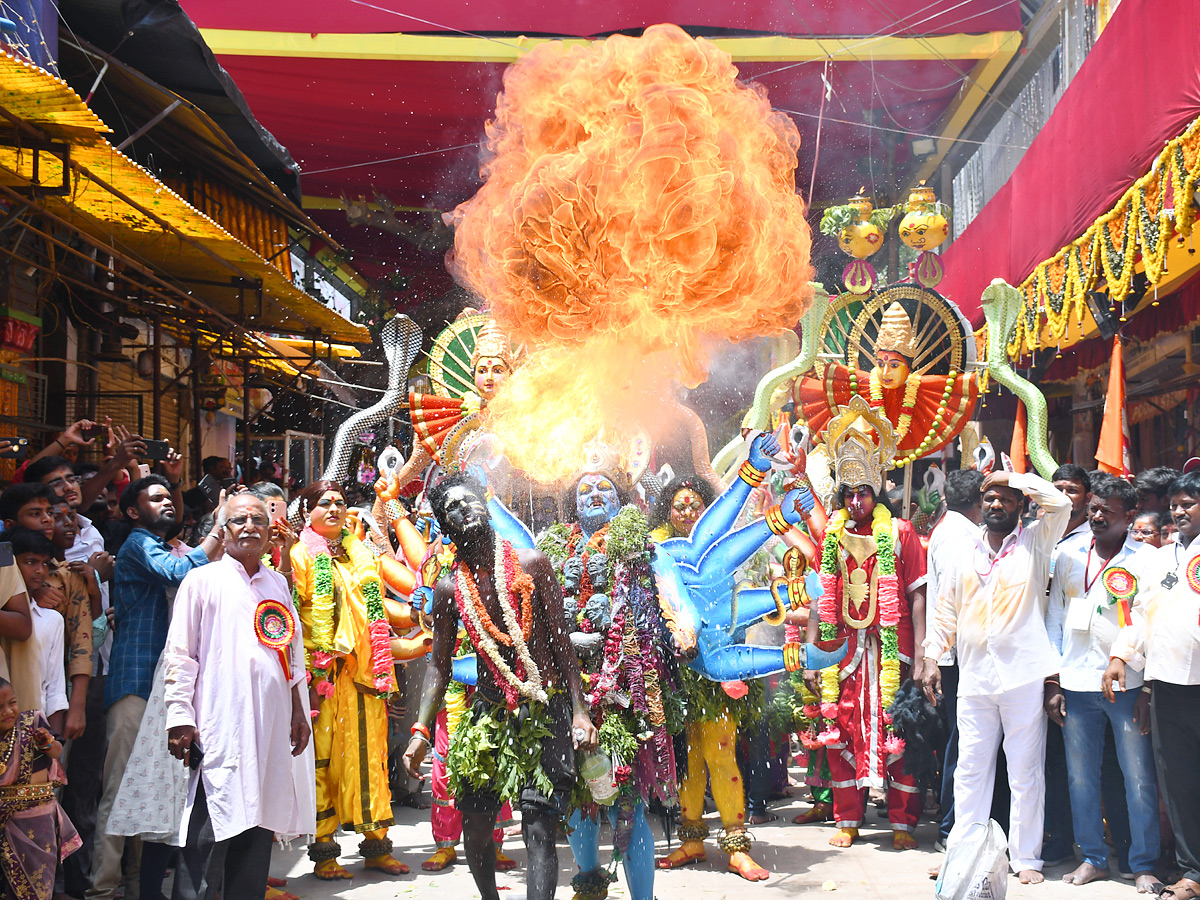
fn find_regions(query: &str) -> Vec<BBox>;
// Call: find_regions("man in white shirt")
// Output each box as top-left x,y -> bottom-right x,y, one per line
925,468 -> 984,849
162,493 -> 313,900
1105,469 -> 1200,900
1046,474 -> 1160,893
1044,463 -> 1093,869
921,471 -> 1070,884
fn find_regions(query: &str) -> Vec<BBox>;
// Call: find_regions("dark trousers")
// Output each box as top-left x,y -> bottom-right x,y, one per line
1151,682 -> 1200,884
61,673 -> 108,898
1043,722 -> 1075,861
939,664 -> 1011,841
740,715 -> 770,817
171,782 -> 274,900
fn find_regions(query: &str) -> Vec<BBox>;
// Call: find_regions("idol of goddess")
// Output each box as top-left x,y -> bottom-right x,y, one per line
793,302 -> 978,458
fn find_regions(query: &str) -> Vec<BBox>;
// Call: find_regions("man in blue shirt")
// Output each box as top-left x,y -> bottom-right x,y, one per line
87,474 -> 224,900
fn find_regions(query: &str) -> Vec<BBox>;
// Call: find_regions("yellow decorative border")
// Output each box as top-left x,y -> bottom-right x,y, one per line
1005,114 -> 1200,358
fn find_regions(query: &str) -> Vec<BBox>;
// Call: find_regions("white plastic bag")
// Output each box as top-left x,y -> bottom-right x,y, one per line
935,819 -> 1009,900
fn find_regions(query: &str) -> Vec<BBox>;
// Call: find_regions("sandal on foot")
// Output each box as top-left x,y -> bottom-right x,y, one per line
1160,879 -> 1200,900
657,842 -> 707,870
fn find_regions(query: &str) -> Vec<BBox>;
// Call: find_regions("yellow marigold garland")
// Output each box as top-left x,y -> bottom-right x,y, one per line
1005,113 -> 1200,359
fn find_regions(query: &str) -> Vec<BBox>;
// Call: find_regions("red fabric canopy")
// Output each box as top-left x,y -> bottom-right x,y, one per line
178,0 -> 1022,303
937,0 -> 1200,325
183,0 -> 1018,39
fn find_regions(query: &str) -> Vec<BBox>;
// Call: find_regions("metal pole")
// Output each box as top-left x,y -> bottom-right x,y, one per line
152,317 -> 162,440
242,358 -> 252,476
901,463 -> 914,521
191,332 -> 203,484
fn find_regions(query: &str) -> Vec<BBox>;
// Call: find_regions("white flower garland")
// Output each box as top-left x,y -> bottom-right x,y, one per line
456,534 -> 547,704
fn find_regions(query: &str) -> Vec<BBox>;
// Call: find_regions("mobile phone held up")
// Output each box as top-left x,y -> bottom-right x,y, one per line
82,424 -> 107,442
0,438 -> 28,460
142,439 -> 171,461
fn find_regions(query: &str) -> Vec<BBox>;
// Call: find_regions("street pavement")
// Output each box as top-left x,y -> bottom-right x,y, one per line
264,790 -> 1151,899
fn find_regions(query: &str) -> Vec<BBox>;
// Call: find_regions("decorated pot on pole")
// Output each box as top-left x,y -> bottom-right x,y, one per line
819,190 -> 893,295
897,182 -> 951,288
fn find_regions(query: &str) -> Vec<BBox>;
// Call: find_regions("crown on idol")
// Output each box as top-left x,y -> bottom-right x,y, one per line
824,394 -> 898,492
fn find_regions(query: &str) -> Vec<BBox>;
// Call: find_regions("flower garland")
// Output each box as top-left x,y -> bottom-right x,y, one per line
815,504 -> 901,747
454,535 -> 545,708
299,526 -> 393,694
867,367 -> 921,439
893,371 -> 962,468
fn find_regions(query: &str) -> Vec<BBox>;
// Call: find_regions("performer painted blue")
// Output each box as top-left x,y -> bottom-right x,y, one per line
433,433 -> 846,900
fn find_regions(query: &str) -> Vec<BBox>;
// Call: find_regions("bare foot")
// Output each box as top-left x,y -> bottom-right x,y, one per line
928,864 -> 941,880
1062,862 -> 1108,885
313,858 -> 353,880
1019,869 -> 1045,884
728,850 -> 770,882
495,849 -> 518,872
422,847 -> 457,872
893,832 -> 918,851
364,854 -> 410,875
829,827 -> 858,848
1135,873 -> 1165,894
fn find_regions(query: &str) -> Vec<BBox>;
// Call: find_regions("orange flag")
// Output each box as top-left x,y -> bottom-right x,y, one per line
1096,335 -> 1132,476
1009,401 -> 1028,474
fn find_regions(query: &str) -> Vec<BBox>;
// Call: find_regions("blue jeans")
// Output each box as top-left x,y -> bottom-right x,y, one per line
1062,689 -> 1160,873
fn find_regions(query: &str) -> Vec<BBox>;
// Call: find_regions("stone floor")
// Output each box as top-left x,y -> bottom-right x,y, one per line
264,788 -> 1155,900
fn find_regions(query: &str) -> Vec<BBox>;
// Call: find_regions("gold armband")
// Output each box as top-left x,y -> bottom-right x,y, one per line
765,504 -> 791,535
738,460 -> 767,487
783,641 -> 805,672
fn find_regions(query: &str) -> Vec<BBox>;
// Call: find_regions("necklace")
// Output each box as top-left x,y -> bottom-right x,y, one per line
0,728 -> 13,776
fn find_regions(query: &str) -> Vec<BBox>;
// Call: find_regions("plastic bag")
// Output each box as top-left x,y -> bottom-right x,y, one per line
935,819 -> 1008,900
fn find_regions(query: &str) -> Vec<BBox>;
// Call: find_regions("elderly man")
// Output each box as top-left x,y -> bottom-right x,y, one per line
162,493 -> 313,900
90,474 -> 223,900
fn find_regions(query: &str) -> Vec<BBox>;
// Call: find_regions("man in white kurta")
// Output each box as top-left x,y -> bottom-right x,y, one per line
921,471 -> 1070,883
162,494 -> 313,900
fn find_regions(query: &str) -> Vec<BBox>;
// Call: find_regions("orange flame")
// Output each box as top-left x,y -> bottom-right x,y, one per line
448,24 -> 814,484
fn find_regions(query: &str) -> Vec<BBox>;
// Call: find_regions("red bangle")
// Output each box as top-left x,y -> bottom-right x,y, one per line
411,722 -> 431,741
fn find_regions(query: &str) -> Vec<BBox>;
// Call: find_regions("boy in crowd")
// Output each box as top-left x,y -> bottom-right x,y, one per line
11,528 -> 69,731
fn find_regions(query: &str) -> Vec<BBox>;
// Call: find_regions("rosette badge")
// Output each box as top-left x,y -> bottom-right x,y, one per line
255,598 -> 297,679
1101,567 -> 1137,628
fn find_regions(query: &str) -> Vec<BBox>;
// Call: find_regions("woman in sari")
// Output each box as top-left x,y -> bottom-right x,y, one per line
291,481 -> 406,880
0,676 -> 80,900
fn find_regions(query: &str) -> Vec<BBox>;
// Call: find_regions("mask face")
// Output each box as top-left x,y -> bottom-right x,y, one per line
577,473 -> 620,530
874,351 -> 910,390
473,356 -> 510,402
438,483 -> 490,544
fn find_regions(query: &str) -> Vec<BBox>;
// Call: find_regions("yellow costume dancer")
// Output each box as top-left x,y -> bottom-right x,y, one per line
291,480 -> 407,881
650,475 -> 769,882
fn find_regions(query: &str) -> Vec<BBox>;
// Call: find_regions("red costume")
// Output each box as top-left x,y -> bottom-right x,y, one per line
793,362 -> 978,457
820,516 -> 927,832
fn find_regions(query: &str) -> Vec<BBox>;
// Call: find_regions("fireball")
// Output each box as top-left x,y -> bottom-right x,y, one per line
448,24 -> 815,483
